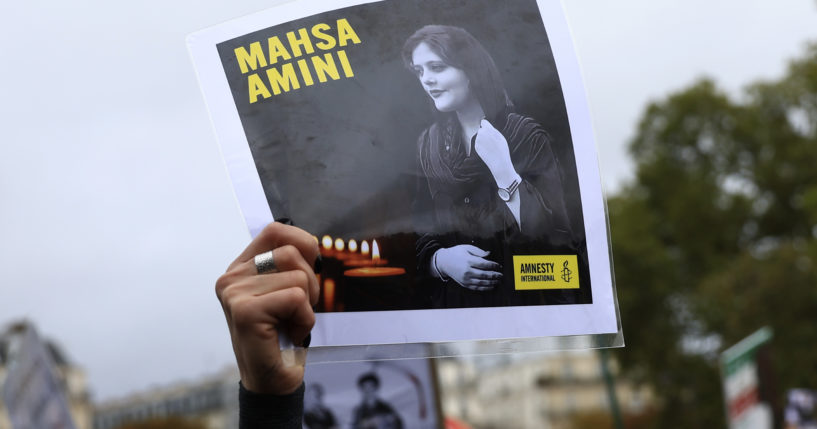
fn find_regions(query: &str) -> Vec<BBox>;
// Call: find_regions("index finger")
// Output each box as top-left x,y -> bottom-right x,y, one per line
470,257 -> 502,272
229,222 -> 319,272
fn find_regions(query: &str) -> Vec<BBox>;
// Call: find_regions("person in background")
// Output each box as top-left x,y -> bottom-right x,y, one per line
215,221 -> 320,428
351,372 -> 404,429
304,383 -> 339,429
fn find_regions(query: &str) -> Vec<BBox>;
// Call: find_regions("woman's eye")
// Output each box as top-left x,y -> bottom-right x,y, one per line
430,64 -> 447,72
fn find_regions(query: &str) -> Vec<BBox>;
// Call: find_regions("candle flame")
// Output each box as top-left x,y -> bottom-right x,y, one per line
361,240 -> 370,255
321,235 -> 333,250
348,239 -> 358,252
334,238 -> 345,252
372,240 -> 380,261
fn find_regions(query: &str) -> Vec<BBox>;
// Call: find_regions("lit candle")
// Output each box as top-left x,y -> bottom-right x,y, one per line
344,266 -> 406,277
343,238 -> 387,267
343,240 -> 405,277
342,238 -> 409,311
323,278 -> 336,312
320,235 -> 337,258
331,237 -> 361,260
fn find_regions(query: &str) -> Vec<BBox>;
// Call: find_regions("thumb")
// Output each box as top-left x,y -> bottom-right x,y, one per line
479,118 -> 496,131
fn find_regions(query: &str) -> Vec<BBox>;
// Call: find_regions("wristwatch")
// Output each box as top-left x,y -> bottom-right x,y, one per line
497,177 -> 520,202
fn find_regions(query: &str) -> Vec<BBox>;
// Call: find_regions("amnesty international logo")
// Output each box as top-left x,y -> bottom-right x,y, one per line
561,260 -> 572,282
513,255 -> 579,290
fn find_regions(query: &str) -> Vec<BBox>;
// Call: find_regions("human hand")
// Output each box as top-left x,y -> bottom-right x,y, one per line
474,119 -> 516,186
434,245 -> 502,291
215,222 -> 320,395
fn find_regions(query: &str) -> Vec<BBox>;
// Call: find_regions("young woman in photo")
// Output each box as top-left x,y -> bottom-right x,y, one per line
404,25 -> 577,308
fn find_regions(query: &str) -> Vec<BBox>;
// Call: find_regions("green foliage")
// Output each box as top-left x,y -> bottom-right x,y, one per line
610,44 -> 817,428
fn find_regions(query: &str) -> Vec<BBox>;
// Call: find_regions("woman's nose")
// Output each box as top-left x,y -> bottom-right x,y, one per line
422,74 -> 435,86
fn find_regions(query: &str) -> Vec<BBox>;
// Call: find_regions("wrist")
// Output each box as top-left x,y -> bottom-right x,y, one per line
496,171 -> 522,190
496,173 -> 522,202
490,163 -> 519,188
240,364 -> 304,395
432,250 -> 450,281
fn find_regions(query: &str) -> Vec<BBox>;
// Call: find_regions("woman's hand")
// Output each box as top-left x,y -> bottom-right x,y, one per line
434,245 -> 502,291
473,119 -> 517,187
215,222 -> 320,395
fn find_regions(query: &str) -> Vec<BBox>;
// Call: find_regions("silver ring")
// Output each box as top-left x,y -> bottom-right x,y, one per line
254,250 -> 277,274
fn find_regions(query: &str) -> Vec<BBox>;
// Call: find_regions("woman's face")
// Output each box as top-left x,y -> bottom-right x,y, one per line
411,42 -> 475,113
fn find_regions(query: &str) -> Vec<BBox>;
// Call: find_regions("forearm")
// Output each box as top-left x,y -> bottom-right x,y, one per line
502,189 -> 522,230
491,166 -> 523,230
417,233 -> 443,276
430,249 -> 450,281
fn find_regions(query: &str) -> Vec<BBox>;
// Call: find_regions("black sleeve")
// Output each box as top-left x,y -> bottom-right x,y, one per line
239,382 -> 304,429
413,129 -> 444,284
508,120 -> 574,248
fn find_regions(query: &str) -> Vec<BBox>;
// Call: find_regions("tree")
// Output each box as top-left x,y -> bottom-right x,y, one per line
610,44 -> 817,428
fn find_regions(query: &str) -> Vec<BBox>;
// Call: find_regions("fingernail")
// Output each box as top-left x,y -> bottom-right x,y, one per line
314,254 -> 322,274
275,217 -> 294,226
302,333 -> 311,348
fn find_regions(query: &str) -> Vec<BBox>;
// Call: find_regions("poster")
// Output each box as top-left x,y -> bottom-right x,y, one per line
189,0 -> 619,346
303,356 -> 441,429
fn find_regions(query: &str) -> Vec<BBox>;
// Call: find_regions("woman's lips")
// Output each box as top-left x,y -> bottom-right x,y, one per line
429,89 -> 445,98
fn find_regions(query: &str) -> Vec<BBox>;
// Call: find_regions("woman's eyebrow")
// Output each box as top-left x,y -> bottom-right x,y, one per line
415,60 -> 443,66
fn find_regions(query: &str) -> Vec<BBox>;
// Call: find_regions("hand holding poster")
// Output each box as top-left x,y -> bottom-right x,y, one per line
188,0 -> 621,350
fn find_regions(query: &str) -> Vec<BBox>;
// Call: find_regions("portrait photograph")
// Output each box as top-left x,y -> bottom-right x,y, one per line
303,358 -> 441,429
189,0 -> 619,346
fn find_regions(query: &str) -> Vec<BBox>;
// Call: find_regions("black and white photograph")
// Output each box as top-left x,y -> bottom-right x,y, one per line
303,358 -> 441,429
189,0 -> 618,345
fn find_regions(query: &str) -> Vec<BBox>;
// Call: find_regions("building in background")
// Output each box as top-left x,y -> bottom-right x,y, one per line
1,320 -> 649,429
0,321 -> 93,429
92,367 -> 239,429
96,349 -> 650,429
438,349 -> 653,428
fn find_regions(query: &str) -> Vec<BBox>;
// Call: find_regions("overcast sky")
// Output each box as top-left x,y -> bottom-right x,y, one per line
1,0 -> 816,402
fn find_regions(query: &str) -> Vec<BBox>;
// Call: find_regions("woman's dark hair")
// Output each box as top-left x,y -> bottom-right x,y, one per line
402,25 -> 513,123
357,372 -> 380,388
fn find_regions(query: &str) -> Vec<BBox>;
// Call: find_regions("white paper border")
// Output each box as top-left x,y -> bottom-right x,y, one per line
188,0 -> 618,347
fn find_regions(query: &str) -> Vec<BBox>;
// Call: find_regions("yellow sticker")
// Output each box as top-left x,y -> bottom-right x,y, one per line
513,255 -> 579,290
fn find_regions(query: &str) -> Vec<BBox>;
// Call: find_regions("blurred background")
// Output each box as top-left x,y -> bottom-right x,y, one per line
1,0 -> 817,428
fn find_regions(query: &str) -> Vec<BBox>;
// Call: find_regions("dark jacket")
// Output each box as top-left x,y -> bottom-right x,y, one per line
414,113 -> 577,308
